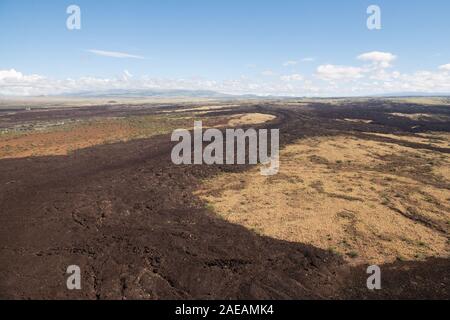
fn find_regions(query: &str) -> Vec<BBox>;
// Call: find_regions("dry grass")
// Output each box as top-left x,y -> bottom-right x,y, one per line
227,113 -> 276,126
386,97 -> 450,106
196,134 -> 450,265
390,113 -> 450,122
161,104 -> 240,113
343,119 -> 373,124
0,97 -> 218,110
0,112 -> 277,160
0,115 -> 193,159
366,132 -> 450,149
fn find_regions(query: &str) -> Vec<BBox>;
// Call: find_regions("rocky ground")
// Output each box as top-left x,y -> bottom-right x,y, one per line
0,99 -> 448,299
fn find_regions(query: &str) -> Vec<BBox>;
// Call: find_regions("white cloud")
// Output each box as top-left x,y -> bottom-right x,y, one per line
122,70 -> 133,81
283,60 -> 299,67
87,49 -> 145,59
369,70 -> 400,81
283,57 -> 315,64
261,70 -> 275,76
280,74 -> 303,82
316,65 -> 363,81
0,69 -> 46,96
0,69 -> 320,97
3,54 -> 450,97
439,64 -> 450,71
357,51 -> 397,68
0,69 -> 44,82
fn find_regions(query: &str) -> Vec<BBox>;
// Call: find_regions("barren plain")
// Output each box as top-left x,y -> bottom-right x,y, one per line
0,98 -> 449,299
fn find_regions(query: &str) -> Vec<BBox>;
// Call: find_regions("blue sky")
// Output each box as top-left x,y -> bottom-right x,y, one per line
1,0 -> 450,96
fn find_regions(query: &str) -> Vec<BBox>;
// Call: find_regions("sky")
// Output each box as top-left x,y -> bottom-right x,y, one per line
0,0 -> 450,97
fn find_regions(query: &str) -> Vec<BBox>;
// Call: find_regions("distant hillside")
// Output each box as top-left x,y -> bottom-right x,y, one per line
63,89 -> 236,98
372,92 -> 450,98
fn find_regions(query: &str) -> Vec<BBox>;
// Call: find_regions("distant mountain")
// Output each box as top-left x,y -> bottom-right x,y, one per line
372,92 -> 450,98
63,89 -> 236,98
51,89 -> 450,99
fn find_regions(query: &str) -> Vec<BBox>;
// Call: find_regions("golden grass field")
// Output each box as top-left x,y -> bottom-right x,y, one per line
197,132 -> 450,265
